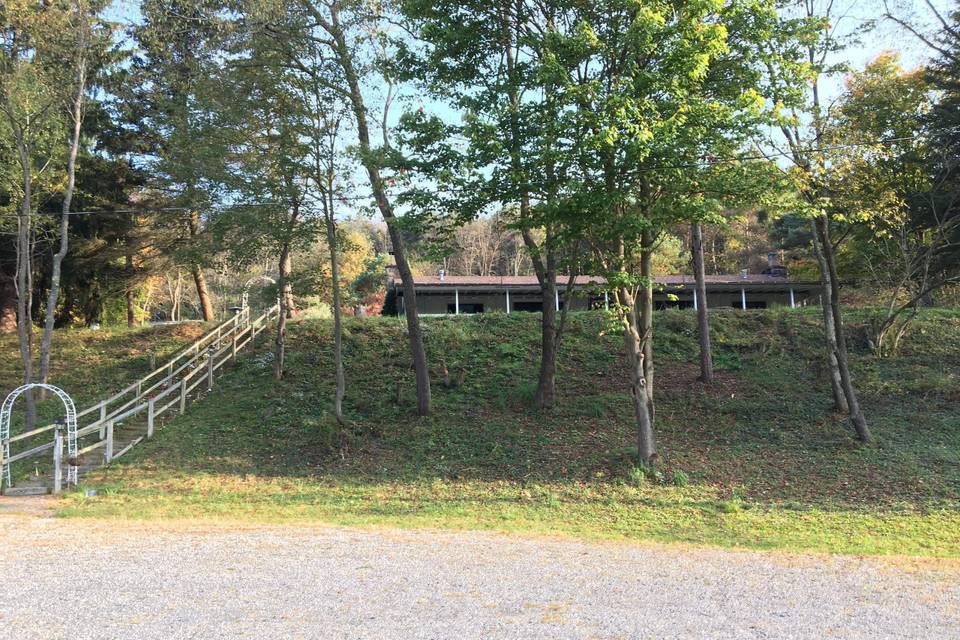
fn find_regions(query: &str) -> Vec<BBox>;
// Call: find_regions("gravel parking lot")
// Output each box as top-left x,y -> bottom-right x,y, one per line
1,501 -> 958,639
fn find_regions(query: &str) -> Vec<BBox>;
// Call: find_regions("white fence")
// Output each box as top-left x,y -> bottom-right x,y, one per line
0,304 -> 279,493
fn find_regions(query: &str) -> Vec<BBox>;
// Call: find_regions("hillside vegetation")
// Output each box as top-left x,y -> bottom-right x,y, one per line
59,308 -> 960,556
0,323 -> 208,424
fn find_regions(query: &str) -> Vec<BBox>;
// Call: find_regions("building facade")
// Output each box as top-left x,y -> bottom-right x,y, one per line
390,273 -> 821,316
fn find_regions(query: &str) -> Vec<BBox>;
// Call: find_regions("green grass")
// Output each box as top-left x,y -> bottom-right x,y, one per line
1,322 -> 209,482
48,308 -> 960,557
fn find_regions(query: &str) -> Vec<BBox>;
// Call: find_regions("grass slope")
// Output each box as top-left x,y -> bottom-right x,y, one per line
1,323 -> 208,482
59,308 -> 960,556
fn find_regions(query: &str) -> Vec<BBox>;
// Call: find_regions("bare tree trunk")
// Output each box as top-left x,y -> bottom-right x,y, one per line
814,215 -> 872,442
325,198 -> 345,425
639,229 -> 655,414
281,250 -> 296,318
274,242 -> 290,380
0,268 -> 16,334
125,252 -> 136,327
522,223 -> 558,409
810,220 -> 849,412
691,223 -> 713,383
38,44 -> 87,388
619,286 -> 656,464
320,3 -> 430,415
14,140 -> 36,428
189,211 -> 215,322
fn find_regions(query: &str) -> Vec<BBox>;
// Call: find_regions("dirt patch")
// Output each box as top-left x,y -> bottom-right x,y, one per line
655,361 -> 742,398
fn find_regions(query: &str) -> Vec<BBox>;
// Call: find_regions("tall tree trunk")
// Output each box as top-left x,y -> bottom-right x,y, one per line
619,286 -> 656,464
691,223 -> 713,383
281,250 -> 296,318
321,3 -> 430,415
15,139 -> 36,428
814,215 -> 872,443
521,224 -> 558,409
639,229 -> 655,414
0,268 -> 16,334
189,211 -> 215,322
809,222 -> 848,412
39,13 -> 88,390
125,253 -> 136,327
324,200 -> 345,425
274,243 -> 290,380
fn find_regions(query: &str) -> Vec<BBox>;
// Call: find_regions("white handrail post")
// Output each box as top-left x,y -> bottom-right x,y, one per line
103,420 -> 114,463
53,428 -> 63,494
207,345 -> 215,391
98,401 -> 107,439
147,398 -> 155,438
180,377 -> 188,413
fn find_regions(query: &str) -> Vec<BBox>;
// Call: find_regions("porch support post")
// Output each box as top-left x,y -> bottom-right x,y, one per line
789,287 -> 795,309
505,289 -> 511,313
455,288 -> 460,315
741,287 -> 747,310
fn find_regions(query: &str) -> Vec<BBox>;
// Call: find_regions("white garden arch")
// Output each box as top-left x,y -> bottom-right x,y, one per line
241,275 -> 278,312
0,384 -> 78,489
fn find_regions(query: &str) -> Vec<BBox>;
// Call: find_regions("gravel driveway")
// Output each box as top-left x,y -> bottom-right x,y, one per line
1,502 -> 958,639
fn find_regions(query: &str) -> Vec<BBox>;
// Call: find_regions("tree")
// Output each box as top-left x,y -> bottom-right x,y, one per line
39,0 -> 107,388
547,0 -> 779,463
690,222 -> 713,382
0,0 -> 108,421
126,0 -> 230,323
756,0 -> 874,441
825,53 -> 957,355
399,0 -> 578,409
271,0 -> 433,416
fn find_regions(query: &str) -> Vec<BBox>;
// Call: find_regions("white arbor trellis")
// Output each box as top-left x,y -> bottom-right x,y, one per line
241,275 -> 277,312
1,384 -> 78,490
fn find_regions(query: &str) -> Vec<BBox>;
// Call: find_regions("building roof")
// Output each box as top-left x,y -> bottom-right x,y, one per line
392,274 -> 819,289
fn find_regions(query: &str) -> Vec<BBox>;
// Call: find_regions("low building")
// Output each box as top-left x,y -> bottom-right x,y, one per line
390,271 -> 822,316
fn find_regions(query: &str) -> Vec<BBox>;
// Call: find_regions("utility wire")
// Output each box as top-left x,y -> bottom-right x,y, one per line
2,126 -> 956,218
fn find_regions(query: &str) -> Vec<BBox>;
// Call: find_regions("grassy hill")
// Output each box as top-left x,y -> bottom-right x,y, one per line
57,308 -> 960,556
0,323 -> 209,425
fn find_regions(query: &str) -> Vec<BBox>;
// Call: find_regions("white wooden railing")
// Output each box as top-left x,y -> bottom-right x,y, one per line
1,304 -> 279,492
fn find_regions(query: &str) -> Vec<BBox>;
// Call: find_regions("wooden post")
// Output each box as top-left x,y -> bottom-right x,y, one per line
505,289 -> 511,313
455,288 -> 460,315
149,353 -> 156,370
789,287 -> 796,309
693,289 -> 698,311
207,345 -> 215,391
231,334 -> 237,360
104,421 -> 114,463
53,428 -> 63,494
147,398 -> 155,438
741,288 -> 747,310
555,288 -> 560,311
180,377 -> 188,413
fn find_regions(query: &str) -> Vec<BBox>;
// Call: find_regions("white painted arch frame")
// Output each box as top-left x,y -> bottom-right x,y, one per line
0,384 -> 78,489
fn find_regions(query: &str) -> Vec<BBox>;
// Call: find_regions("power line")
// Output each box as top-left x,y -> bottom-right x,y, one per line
2,125 -> 956,218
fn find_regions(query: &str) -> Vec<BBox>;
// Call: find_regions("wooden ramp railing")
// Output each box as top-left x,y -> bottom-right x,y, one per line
0,304 -> 279,494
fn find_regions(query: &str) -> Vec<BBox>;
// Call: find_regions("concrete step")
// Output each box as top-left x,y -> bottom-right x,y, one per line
3,485 -> 50,496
